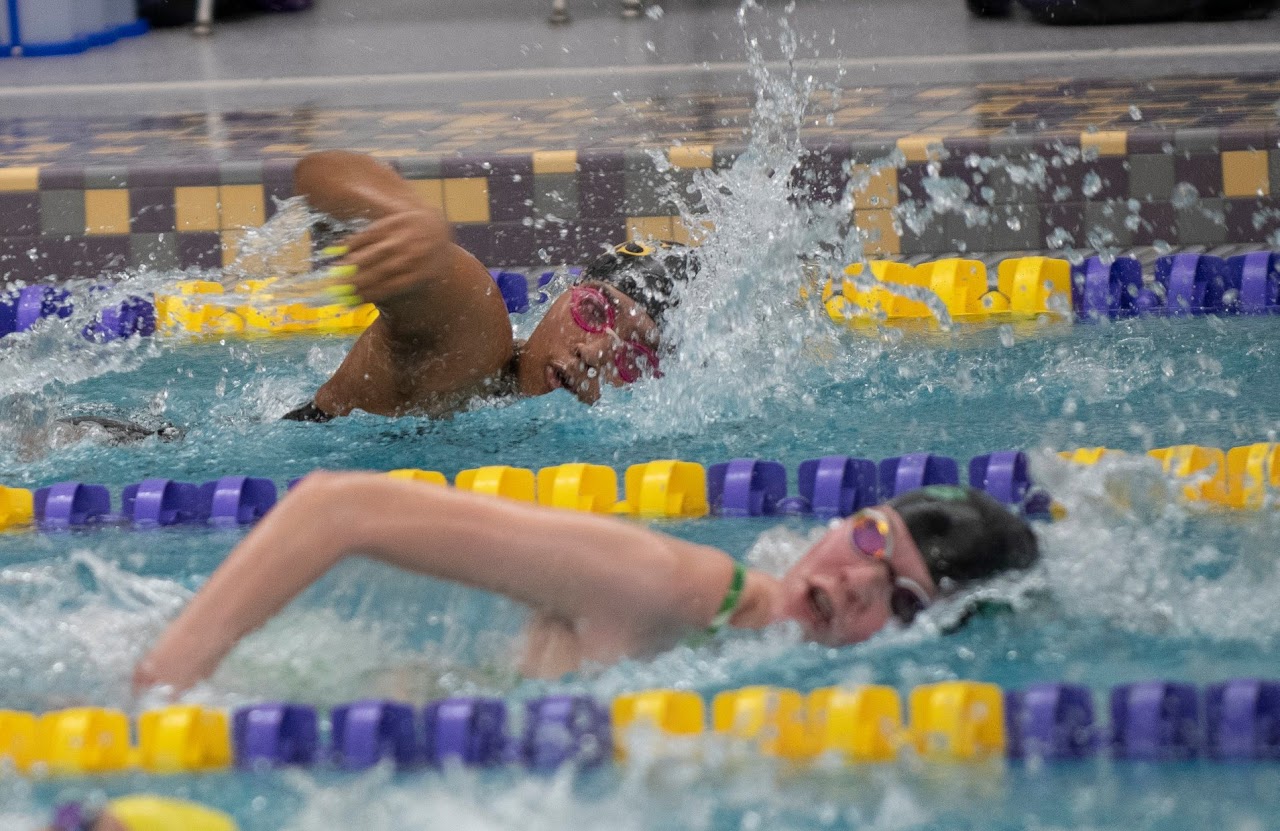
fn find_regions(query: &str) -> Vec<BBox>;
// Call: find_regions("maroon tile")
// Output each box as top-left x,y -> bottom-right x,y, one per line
795,145 -> 851,205
938,158 -> 989,206
577,149 -> 625,174
1224,197 -> 1280,243
1130,201 -> 1176,246
896,162 -> 931,201
453,223 -> 498,265
942,136 -> 992,158
850,140 -> 897,165
1081,157 -> 1129,201
129,186 -> 176,234
486,156 -> 534,224
577,170 -> 625,219
0,236 -> 43,283
38,166 -> 84,190
440,156 -> 494,178
1127,130 -> 1175,154
1173,152 -> 1222,198
1041,202 -> 1085,249
35,236 -> 133,280
1218,126 -> 1270,152
135,163 -> 221,187
486,222 -> 536,268
177,232 -> 223,270
0,192 -> 40,236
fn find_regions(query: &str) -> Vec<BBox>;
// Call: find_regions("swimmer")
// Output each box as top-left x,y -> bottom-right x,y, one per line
46,795 -> 235,831
281,150 -> 691,421
133,478 -> 1038,692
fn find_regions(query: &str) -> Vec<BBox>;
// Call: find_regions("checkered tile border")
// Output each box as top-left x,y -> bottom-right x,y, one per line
1,127 -> 1279,282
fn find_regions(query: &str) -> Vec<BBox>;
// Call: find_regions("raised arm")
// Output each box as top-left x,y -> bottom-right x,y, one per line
293,150 -> 509,355
133,472 -> 739,693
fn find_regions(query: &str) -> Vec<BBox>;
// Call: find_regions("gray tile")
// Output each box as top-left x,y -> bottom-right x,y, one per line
989,204 -> 1042,251
1175,197 -> 1228,245
1129,154 -> 1175,201
40,191 -> 86,237
130,233 -> 180,272
396,157 -> 442,179
219,161 -> 264,185
84,167 -> 128,189
1271,150 -> 1280,198
533,172 -> 578,221
1173,128 -> 1220,154
1084,201 -> 1135,249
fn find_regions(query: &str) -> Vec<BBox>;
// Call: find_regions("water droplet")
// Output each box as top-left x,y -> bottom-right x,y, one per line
1172,182 -> 1200,210
645,4 -> 663,18
1129,105 -> 1143,121
645,40 -> 656,52
998,325 -> 1015,348
1082,171 -> 1103,198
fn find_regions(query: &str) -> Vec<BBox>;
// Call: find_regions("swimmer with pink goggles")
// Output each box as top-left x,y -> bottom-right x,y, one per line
568,284 -> 663,383
848,507 -> 934,625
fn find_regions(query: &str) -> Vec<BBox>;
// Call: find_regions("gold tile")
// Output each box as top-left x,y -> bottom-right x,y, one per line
668,145 -> 714,169
896,135 -> 946,163
443,177 -> 490,223
1222,150 -> 1271,198
854,209 -> 900,256
84,189 -> 131,235
1081,131 -> 1127,157
533,150 -> 579,175
221,229 -> 246,268
0,166 -> 39,192
626,216 -> 673,242
850,165 -> 898,210
219,185 -> 265,229
407,179 -> 445,210
670,217 -> 714,246
175,186 -> 221,232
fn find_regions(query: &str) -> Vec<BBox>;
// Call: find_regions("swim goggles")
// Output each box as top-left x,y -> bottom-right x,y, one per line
568,285 -> 663,383
849,508 -> 933,625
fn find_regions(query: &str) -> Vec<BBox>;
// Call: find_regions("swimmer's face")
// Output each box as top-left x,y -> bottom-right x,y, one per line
518,282 -> 662,404
778,506 -> 939,646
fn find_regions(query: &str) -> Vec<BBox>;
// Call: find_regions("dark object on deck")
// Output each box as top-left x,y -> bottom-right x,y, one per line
137,0 -> 311,27
969,0 -> 1278,23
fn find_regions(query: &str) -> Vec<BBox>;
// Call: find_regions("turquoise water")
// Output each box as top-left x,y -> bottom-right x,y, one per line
2,310 -> 1280,830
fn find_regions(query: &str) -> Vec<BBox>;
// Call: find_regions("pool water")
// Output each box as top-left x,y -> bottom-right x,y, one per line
2,306 -> 1279,830
3,5 -> 1280,825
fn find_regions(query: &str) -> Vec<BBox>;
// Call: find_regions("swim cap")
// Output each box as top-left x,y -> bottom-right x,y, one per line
888,486 -> 1039,592
577,240 -> 696,327
53,796 -> 237,831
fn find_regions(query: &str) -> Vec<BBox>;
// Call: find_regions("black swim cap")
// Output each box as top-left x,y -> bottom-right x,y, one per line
889,485 -> 1039,593
577,240 -> 696,327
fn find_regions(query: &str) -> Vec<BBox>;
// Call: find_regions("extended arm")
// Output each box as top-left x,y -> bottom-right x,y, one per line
133,472 -> 737,693
293,151 -> 513,414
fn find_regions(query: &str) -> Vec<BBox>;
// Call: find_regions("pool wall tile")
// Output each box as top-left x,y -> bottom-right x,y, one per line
1218,126 -> 1270,152
989,203 -> 1042,251
85,167 -> 128,189
533,173 -> 579,221
0,193 -> 41,236
487,157 -> 535,223
1174,153 -> 1223,199
177,231 -> 223,270
1081,157 -> 1129,201
1126,131 -> 1175,154
854,208 -> 900,255
79,235 -> 132,276
128,186 -> 177,234
1130,202 -> 1176,246
130,233 -> 180,272
1173,127 -> 1220,154
1129,155 -> 1176,200
1270,150 -> 1280,198
0,167 -> 40,192
1176,197 -> 1228,245
851,165 -> 898,210
40,191 -> 86,237
219,161 -> 264,186
219,185 -> 266,229
577,170 -> 625,218
442,178 -> 491,223
1222,150 -> 1271,198
395,157 -> 443,179
1041,202 -> 1085,247
175,187 -> 222,231
84,190 -> 131,235
37,167 -> 84,191
1083,201 -> 1134,247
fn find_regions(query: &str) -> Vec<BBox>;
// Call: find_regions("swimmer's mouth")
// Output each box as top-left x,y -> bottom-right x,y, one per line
807,585 -> 834,630
546,364 -> 573,392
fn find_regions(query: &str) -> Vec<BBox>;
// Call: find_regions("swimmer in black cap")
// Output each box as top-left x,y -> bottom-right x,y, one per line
280,151 -> 693,422
135,480 -> 1037,691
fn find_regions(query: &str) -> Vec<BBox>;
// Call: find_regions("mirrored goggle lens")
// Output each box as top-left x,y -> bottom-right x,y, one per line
850,514 -> 889,561
613,341 -> 662,383
570,287 -> 614,333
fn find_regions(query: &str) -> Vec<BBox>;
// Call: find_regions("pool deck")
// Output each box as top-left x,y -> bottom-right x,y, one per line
1,0 -> 1279,273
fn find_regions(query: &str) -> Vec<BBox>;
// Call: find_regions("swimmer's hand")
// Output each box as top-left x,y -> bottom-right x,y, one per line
332,208 -> 454,309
